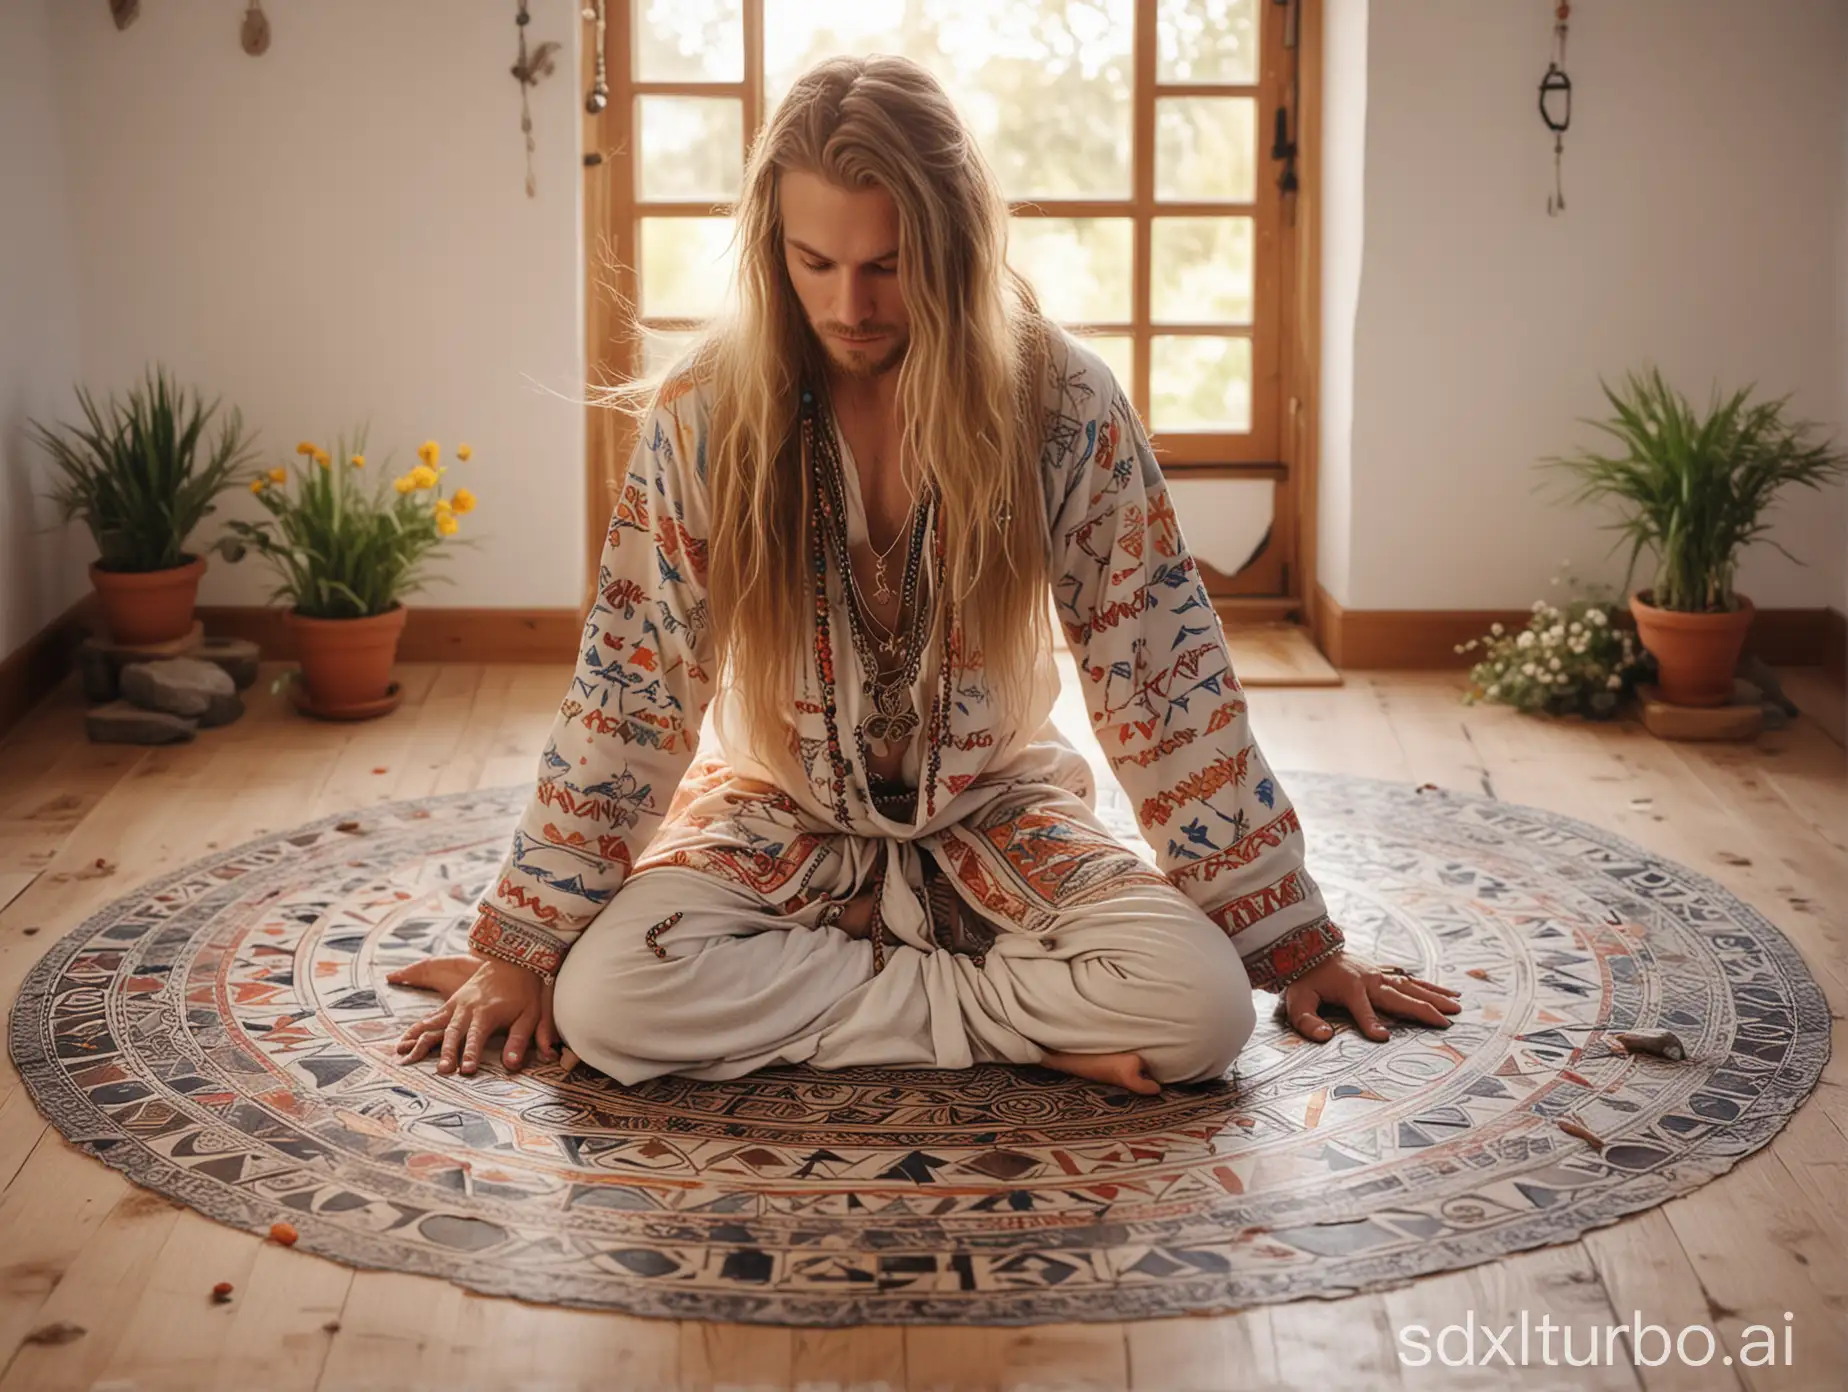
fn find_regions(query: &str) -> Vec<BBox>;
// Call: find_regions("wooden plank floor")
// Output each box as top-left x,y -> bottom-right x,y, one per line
0,662 -> 1841,1392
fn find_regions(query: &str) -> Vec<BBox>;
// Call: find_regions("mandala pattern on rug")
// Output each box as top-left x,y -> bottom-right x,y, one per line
8,774 -> 1829,1326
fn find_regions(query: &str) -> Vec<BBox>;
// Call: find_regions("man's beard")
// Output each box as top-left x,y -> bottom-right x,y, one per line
820,325 -> 908,379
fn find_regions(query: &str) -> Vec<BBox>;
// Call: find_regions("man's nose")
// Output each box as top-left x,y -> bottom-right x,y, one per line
835,270 -> 876,326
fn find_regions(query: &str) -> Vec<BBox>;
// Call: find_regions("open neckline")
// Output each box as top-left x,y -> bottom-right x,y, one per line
830,418 -> 873,550
824,416 -> 931,803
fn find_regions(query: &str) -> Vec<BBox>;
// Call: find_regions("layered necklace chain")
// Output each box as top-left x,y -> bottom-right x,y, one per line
803,389 -> 933,757
862,495 -> 917,607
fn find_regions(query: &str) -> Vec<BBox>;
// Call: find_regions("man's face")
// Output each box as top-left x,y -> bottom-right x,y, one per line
778,169 -> 911,380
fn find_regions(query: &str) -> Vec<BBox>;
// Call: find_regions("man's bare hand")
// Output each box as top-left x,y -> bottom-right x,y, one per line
388,955 -> 571,1076
1281,949 -> 1460,1043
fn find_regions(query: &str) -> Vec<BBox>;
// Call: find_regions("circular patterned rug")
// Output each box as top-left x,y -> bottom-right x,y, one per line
8,774 -> 1829,1326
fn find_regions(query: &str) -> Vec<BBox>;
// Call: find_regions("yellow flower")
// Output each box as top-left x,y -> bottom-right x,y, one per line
267,466 -> 288,484
249,478 -> 267,494
456,443 -> 473,462
295,441 -> 316,456
451,487 -> 477,514
434,496 -> 453,513
436,512 -> 460,537
315,450 -> 331,469
409,464 -> 439,490
393,475 -> 415,494
417,440 -> 440,467
350,453 -> 366,469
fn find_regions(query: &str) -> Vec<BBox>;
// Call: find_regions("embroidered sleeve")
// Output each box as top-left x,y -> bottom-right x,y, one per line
1048,377 -> 1343,992
468,382 -> 715,981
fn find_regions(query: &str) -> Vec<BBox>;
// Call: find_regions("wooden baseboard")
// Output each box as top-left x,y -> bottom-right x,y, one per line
0,603 -> 582,739
8,590 -> 1840,740
0,593 -> 98,739
194,607 -> 582,664
1314,584 -> 1846,681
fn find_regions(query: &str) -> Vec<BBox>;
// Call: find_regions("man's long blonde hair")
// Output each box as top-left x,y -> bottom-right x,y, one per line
613,55 -> 1052,775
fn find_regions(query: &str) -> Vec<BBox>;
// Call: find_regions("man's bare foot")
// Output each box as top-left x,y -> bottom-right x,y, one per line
1040,1049 -> 1161,1094
385,955 -> 479,997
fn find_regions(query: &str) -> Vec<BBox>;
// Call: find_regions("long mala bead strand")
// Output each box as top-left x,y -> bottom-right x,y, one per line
802,399 -> 855,829
807,388 -> 934,802
867,856 -> 891,975
923,520 -> 954,820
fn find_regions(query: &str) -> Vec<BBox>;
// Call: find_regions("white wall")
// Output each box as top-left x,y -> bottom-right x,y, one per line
1330,0 -> 1848,615
1,0 -> 89,659
10,0 -> 1844,658
1317,0 -> 1369,607
34,0 -> 585,613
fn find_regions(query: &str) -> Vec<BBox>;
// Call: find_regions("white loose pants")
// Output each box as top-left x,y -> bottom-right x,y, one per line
550,851 -> 1258,1088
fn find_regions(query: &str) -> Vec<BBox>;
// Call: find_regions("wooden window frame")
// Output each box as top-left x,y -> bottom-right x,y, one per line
582,0 -> 1320,615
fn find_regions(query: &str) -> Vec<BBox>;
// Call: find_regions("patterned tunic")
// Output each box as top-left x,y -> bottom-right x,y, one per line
468,330 -> 1347,993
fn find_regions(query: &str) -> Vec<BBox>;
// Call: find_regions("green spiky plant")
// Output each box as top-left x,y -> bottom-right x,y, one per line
1535,368 -> 1848,614
29,365 -> 260,572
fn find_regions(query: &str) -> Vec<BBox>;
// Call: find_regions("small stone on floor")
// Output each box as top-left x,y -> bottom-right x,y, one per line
199,637 -> 262,691
87,701 -> 198,745
121,658 -> 238,722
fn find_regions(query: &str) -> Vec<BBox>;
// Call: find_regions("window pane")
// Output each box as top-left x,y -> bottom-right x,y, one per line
1151,217 -> 1253,325
1156,97 -> 1257,202
763,0 -> 1133,199
640,218 -> 737,318
1152,336 -> 1251,431
635,0 -> 743,81
639,98 -> 743,202
1009,218 -> 1132,324
1076,334 -> 1133,394
1157,0 -> 1259,84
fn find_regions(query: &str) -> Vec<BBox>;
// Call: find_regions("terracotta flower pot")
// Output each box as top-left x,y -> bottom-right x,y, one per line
286,605 -> 408,718
89,554 -> 207,645
1629,589 -> 1755,707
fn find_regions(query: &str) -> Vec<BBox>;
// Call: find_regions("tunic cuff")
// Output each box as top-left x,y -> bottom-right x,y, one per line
1241,913 -> 1346,993
468,904 -> 567,983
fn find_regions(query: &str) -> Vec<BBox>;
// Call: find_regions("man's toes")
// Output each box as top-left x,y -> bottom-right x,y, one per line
1118,1055 -> 1161,1094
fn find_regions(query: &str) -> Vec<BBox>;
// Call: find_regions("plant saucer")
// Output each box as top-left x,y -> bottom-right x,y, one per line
283,672 -> 405,722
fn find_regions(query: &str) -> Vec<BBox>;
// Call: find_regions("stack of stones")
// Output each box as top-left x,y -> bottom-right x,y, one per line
80,621 -> 262,745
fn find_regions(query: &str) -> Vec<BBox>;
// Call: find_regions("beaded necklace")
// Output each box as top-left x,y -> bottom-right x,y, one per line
801,386 -> 956,826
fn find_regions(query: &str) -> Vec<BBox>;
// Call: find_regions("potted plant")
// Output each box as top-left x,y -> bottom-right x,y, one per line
215,434 -> 477,718
1536,368 -> 1848,706
30,365 -> 259,644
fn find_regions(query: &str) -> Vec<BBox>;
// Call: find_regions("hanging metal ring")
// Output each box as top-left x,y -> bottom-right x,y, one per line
1538,63 -> 1572,134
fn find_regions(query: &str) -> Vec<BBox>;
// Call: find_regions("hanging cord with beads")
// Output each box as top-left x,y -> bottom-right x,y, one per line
511,2 -> 562,198
583,0 -> 608,114
1539,2 -> 1572,216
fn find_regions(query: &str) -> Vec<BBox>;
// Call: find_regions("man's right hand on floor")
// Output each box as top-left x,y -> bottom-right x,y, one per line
389,955 -> 575,1077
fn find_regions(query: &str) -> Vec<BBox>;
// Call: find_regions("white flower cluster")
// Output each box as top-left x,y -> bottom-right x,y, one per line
1454,561 -> 1643,712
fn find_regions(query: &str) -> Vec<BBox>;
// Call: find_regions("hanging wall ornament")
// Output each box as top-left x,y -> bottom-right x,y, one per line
511,1 -> 562,198
109,0 -> 139,31
583,0 -> 609,115
1538,2 -> 1572,216
240,0 -> 271,56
